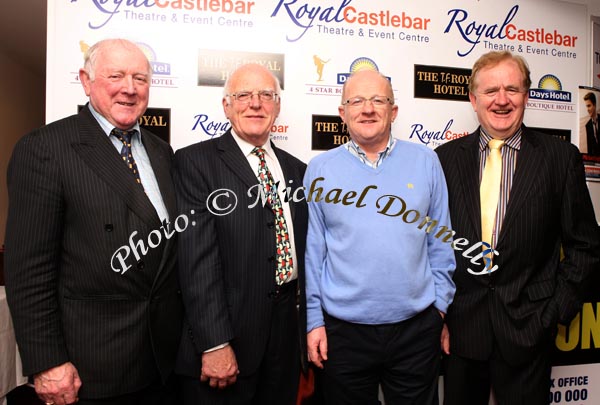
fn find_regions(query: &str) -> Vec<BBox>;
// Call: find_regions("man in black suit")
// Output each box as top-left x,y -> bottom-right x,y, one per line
584,91 -> 600,155
4,39 -> 182,405
436,51 -> 600,404
174,63 -> 308,404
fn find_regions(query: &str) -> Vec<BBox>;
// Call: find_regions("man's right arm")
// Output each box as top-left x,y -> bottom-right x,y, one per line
173,148 -> 238,383
303,165 -> 329,368
5,132 -> 71,375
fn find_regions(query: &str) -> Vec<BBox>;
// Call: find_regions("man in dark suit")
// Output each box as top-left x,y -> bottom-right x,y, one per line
174,63 -> 308,404
436,51 -> 600,404
4,39 -> 182,405
584,91 -> 600,155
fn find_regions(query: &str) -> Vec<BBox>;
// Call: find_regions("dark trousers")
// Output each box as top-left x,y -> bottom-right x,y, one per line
321,305 -> 443,405
443,341 -> 552,405
76,376 -> 178,405
180,283 -> 300,405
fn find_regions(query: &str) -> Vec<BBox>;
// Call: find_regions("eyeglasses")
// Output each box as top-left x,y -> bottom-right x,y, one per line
227,90 -> 279,104
343,96 -> 393,108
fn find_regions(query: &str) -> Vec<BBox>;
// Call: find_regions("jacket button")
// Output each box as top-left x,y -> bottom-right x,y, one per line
268,256 -> 275,262
104,224 -> 113,232
137,261 -> 145,270
267,222 -> 275,229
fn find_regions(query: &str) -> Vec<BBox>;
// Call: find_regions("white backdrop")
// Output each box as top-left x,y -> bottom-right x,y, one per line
46,1 -> 600,403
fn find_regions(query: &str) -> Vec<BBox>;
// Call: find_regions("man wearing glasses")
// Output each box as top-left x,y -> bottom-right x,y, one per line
304,68 -> 456,404
174,63 -> 308,404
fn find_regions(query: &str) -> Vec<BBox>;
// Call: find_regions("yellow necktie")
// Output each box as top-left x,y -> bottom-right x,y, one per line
480,139 -> 505,247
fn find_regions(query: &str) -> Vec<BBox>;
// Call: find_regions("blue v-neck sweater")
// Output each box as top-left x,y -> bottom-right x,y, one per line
304,141 -> 456,331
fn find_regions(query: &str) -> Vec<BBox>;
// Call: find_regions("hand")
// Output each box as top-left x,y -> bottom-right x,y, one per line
441,323 -> 450,355
201,345 -> 239,389
34,362 -> 81,405
307,326 -> 328,369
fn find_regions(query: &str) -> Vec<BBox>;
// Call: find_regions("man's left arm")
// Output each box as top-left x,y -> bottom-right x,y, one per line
426,154 -> 457,315
554,147 -> 600,324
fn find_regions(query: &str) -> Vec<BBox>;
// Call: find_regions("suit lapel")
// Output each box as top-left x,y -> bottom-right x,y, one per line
143,130 -> 177,220
272,142 -> 300,219
217,131 -> 261,191
456,132 -> 482,238
71,106 -> 161,228
496,130 -> 542,246
142,129 -> 178,286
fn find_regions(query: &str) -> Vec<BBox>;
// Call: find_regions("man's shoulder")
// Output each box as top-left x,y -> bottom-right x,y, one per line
435,132 -> 476,155
175,137 -> 220,158
394,139 -> 438,158
272,143 -> 307,169
524,128 -> 580,156
15,114 -> 81,152
307,146 -> 346,168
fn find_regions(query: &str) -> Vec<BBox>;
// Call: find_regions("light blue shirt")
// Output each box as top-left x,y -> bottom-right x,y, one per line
88,103 -> 169,223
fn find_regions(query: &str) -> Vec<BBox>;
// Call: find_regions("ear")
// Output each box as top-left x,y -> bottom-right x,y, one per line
222,97 -> 230,118
390,104 -> 398,122
79,69 -> 92,96
469,92 -> 477,111
338,105 -> 346,122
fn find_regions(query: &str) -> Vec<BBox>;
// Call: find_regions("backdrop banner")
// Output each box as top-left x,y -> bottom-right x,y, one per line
47,1 -> 600,403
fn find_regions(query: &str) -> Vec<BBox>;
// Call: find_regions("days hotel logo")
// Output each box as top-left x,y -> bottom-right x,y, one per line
337,57 -> 389,84
527,74 -> 575,112
74,41 -> 177,88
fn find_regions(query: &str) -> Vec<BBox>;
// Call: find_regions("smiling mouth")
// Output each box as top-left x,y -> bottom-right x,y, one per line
493,110 -> 511,115
117,101 -> 135,107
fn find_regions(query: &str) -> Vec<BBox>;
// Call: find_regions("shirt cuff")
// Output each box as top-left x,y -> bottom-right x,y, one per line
203,342 -> 229,353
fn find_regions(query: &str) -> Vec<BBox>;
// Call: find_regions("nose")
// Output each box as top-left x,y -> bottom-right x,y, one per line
494,89 -> 510,104
121,75 -> 136,94
361,99 -> 376,112
249,93 -> 262,108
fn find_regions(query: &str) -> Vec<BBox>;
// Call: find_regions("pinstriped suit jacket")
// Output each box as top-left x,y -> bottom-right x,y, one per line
173,130 -> 308,378
436,126 -> 600,366
4,105 -> 183,398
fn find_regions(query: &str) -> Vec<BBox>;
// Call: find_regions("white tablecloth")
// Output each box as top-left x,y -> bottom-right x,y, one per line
0,286 -> 27,404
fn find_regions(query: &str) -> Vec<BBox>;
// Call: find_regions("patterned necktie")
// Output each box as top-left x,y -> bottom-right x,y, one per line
251,147 -> 293,285
111,128 -> 141,185
480,139 -> 505,248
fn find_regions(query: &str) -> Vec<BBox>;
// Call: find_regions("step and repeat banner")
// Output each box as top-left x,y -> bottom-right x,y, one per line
47,1 -> 599,403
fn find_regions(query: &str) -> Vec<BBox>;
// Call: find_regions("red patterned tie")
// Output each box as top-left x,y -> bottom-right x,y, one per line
111,128 -> 141,185
252,147 -> 293,285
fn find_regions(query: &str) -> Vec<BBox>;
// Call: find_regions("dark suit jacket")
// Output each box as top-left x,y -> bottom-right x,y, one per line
4,105 -> 182,398
436,126 -> 599,366
586,118 -> 600,156
173,130 -> 308,378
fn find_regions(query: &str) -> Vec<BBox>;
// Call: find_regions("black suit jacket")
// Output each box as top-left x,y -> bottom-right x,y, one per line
4,105 -> 182,398
436,126 -> 599,365
173,130 -> 308,378
586,118 -> 600,156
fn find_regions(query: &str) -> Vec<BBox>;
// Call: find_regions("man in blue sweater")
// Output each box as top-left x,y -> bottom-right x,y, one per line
304,68 -> 456,404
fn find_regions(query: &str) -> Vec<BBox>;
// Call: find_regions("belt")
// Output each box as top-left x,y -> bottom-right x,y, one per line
267,279 -> 298,299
